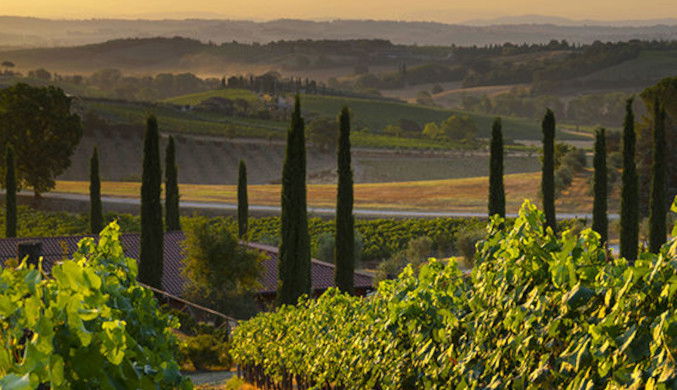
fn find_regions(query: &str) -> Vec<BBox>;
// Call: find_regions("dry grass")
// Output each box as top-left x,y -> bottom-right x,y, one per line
54,171 -> 606,214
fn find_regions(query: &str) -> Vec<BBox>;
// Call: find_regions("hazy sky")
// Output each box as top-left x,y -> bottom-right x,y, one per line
1,0 -> 675,22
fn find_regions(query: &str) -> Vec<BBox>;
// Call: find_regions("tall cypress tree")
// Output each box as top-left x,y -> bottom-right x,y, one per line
238,159 -> 248,239
620,98 -> 639,262
89,147 -> 103,234
5,145 -> 16,238
139,115 -> 164,289
592,128 -> 608,245
488,117 -> 505,219
335,106 -> 355,294
277,96 -> 311,305
648,99 -> 667,253
541,109 -> 557,233
165,136 -> 181,231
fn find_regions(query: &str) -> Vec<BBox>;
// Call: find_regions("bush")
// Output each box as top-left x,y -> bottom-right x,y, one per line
181,334 -> 232,371
455,228 -> 485,267
375,236 -> 433,282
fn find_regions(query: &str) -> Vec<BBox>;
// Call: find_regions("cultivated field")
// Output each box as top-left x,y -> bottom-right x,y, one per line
53,171 -> 609,214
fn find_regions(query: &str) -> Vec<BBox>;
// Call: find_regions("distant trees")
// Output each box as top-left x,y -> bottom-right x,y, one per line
648,100 -> 667,253
335,107 -> 355,294
620,99 -> 639,262
592,128 -> 608,245
165,136 -> 181,232
541,109 -> 557,232
0,83 -> 82,197
277,96 -> 311,305
4,146 -> 16,238
139,116 -> 164,289
89,147 -> 103,234
238,160 -> 248,239
422,114 -> 477,142
488,117 -> 505,219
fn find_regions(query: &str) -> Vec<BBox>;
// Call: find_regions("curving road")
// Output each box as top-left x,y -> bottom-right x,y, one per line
34,191 -> 619,220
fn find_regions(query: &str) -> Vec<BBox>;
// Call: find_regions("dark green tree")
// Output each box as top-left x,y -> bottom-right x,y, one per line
0,83 -> 82,196
488,117 -> 505,219
541,109 -> 557,232
4,145 -> 16,238
139,115 -> 164,289
277,96 -> 311,305
165,136 -> 180,231
238,160 -> 248,239
89,147 -> 103,234
592,128 -> 608,245
335,107 -> 355,294
620,98 -> 639,262
648,99 -> 667,253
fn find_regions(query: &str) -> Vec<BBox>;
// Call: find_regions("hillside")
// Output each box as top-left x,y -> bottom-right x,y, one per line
1,17 -> 676,48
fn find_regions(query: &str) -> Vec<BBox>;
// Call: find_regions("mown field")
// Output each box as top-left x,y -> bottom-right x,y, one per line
53,171 -> 607,214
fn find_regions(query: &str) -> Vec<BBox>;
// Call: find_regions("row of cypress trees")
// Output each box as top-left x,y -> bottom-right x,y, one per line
488,98 -> 669,260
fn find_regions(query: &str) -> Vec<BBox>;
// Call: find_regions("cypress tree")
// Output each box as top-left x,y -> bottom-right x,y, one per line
5,145 -> 16,238
165,136 -> 181,231
277,95 -> 311,305
488,117 -> 505,219
139,115 -> 164,289
592,128 -> 608,245
238,159 -> 248,239
541,109 -> 557,233
620,98 -> 639,262
335,106 -> 355,294
89,147 -> 103,234
648,99 -> 667,253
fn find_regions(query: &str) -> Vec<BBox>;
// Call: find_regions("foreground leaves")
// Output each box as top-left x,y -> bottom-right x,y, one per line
0,222 -> 192,389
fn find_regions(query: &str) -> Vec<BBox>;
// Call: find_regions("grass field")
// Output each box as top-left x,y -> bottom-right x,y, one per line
54,171 -> 607,214
163,88 -> 259,105
300,94 -> 587,141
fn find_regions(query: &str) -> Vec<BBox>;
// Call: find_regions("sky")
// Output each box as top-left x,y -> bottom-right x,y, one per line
0,0 -> 675,22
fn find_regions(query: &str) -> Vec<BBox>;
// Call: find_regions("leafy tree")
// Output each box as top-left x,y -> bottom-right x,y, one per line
648,100 -> 667,253
27,68 -> 51,80
278,96 -> 311,305
488,117 -> 505,219
0,83 -> 82,196
89,147 -> 103,234
541,109 -> 557,232
422,122 -> 445,139
181,218 -> 264,314
335,107 -> 355,294
592,128 -> 608,244
620,98 -> 639,262
165,136 -> 181,231
139,115 -> 164,289
238,160 -> 248,239
440,114 -> 477,141
4,145 -> 16,238
306,117 -> 337,152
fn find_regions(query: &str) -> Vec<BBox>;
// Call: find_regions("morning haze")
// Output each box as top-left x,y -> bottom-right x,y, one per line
2,0 -> 676,22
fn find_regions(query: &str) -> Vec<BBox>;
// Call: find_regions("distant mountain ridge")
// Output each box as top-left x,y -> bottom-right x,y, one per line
461,14 -> 677,27
1,16 -> 676,48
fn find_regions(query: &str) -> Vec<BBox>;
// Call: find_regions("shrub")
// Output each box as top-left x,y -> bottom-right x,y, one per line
181,334 -> 232,371
455,228 -> 485,266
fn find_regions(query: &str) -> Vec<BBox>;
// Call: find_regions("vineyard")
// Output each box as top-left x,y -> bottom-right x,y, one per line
230,200 -> 677,389
1,206 -> 485,262
0,222 -> 191,389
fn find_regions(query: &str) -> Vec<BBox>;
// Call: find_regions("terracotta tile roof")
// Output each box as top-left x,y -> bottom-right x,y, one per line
0,232 -> 374,297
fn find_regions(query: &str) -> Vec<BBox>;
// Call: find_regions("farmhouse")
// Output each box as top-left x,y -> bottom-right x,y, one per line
0,232 -> 374,308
